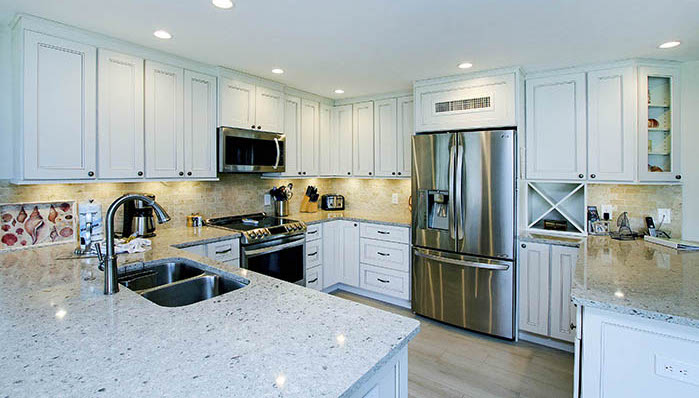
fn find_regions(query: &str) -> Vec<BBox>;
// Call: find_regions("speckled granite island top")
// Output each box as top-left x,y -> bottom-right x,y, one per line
571,236 -> 699,329
0,227 -> 420,397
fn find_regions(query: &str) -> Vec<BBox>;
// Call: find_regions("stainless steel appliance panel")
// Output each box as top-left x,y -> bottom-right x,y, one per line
412,247 -> 514,339
411,133 -> 457,252
218,127 -> 285,173
241,234 -> 306,285
455,130 -> 515,260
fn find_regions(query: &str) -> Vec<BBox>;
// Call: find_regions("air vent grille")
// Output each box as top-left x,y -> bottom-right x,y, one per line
435,96 -> 491,113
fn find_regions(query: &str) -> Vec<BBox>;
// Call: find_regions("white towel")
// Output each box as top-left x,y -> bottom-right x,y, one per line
114,238 -> 152,254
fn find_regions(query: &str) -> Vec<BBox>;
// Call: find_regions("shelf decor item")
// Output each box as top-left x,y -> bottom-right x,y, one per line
0,201 -> 76,252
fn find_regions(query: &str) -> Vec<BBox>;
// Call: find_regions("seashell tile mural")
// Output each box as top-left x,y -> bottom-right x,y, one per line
0,201 -> 76,251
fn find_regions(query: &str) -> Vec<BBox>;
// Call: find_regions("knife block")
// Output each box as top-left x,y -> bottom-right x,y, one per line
300,196 -> 319,213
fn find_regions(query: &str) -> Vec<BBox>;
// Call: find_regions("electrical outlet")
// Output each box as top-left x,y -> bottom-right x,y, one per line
601,205 -> 614,220
264,194 -> 271,206
391,193 -> 399,204
658,208 -> 672,225
655,355 -> 699,386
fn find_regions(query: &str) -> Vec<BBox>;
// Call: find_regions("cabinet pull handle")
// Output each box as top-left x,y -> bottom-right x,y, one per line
377,231 -> 390,235
215,248 -> 232,254
308,278 -> 318,284
377,252 -> 390,257
377,278 -> 390,283
307,230 -> 317,235
308,251 -> 318,256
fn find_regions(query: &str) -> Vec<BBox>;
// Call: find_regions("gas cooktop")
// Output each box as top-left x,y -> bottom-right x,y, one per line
205,213 -> 306,244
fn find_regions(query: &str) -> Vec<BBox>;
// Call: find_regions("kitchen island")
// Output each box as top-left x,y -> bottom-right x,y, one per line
0,227 -> 420,397
571,236 -> 699,397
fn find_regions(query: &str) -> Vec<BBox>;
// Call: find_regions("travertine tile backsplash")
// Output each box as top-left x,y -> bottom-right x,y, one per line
0,176 -> 412,230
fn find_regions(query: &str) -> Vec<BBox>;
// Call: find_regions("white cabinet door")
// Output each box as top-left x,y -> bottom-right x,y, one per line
518,242 -> 550,336
145,61 -> 184,178
322,221 -> 340,288
23,31 -> 97,180
549,245 -> 578,342
184,70 -> 217,178
282,96 -> 301,176
97,49 -> 144,179
340,221 -> 361,286
525,73 -> 587,180
299,99 -> 319,176
219,77 -> 256,129
318,103 -> 336,176
397,96 -> 414,177
306,266 -> 323,291
587,67 -> 636,182
334,104 -> 354,177
255,86 -> 283,133
374,98 -> 398,177
353,101 -> 375,176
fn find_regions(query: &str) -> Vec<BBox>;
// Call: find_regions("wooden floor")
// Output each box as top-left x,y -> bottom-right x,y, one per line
332,291 -> 574,398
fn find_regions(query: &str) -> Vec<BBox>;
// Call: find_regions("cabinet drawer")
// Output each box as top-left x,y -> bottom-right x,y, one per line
360,223 -> 409,244
306,224 -> 322,241
206,239 -> 240,262
221,258 -> 240,268
306,266 -> 323,291
306,240 -> 323,269
360,238 -> 410,273
359,264 -> 410,300
181,244 -> 207,257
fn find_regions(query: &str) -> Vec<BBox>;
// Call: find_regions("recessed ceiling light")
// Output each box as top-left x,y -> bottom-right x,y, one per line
334,89 -> 345,94
153,30 -> 172,40
271,68 -> 284,74
658,41 -> 681,49
212,0 -> 234,9
458,62 -> 473,69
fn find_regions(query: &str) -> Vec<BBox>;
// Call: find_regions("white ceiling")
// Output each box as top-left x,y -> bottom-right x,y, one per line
1,0 -> 698,99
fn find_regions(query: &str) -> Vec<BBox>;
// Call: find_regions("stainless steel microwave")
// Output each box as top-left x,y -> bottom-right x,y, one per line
218,127 -> 285,173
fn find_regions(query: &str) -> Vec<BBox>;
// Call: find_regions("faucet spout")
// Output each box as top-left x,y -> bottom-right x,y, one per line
102,193 -> 170,295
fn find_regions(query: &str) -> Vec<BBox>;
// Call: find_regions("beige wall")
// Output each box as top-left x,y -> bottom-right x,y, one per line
0,176 -> 412,229
681,61 -> 699,240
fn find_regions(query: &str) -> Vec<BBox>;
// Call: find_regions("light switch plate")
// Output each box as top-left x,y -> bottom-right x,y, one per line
391,193 -> 399,204
264,194 -> 271,206
658,208 -> 671,225
601,205 -> 614,220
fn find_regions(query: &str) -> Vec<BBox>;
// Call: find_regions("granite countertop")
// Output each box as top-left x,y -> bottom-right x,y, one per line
287,211 -> 411,228
571,236 -> 699,328
518,231 -> 584,248
0,227 -> 420,397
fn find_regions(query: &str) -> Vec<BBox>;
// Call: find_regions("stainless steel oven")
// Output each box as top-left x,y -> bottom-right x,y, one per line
241,234 -> 305,285
218,127 -> 285,173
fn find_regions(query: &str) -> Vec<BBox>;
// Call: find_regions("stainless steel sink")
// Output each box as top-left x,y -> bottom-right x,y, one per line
118,259 -> 249,307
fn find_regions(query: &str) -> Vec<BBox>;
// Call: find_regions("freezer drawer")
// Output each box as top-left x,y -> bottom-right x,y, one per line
412,247 -> 515,339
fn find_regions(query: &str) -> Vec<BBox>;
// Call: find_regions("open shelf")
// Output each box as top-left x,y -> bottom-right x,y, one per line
527,182 -> 586,235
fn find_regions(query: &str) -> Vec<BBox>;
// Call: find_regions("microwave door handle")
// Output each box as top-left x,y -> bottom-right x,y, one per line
455,137 -> 464,241
273,138 -> 280,170
448,136 -> 457,240
414,249 -> 510,271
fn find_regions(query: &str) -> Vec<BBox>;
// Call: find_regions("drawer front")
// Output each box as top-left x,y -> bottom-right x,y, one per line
221,258 -> 240,268
181,244 -> 207,257
306,266 -> 323,291
206,239 -> 240,262
360,238 -> 410,273
359,263 -> 410,300
306,240 -> 323,269
360,223 -> 409,244
306,224 -> 323,241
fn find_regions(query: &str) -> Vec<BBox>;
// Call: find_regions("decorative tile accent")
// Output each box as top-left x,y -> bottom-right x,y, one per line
0,201 -> 76,251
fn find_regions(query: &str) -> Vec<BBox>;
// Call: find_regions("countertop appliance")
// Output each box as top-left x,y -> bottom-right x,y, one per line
206,213 -> 306,285
218,127 -> 285,173
120,194 -> 157,238
412,129 -> 516,340
320,194 -> 345,210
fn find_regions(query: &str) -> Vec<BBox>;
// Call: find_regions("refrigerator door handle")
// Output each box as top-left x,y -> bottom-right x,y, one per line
448,135 -> 457,240
455,137 -> 464,240
414,248 -> 510,271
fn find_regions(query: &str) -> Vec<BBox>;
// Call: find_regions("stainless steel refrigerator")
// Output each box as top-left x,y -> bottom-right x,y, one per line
411,129 -> 516,339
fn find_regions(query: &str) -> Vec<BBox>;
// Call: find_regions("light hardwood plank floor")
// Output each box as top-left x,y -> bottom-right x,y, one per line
332,291 -> 574,398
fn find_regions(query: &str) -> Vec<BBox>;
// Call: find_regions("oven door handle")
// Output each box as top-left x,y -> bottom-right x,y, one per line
273,137 -> 280,170
244,239 -> 304,257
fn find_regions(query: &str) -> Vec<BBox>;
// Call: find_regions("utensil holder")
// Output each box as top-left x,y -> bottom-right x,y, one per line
274,200 -> 289,217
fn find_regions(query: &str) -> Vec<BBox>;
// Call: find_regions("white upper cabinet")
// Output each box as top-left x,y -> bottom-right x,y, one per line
525,73 -> 587,181
97,49 -> 144,179
318,103 -> 336,176
219,77 -> 256,130
415,73 -> 516,132
374,98 -> 399,177
145,61 -> 184,178
299,99 -> 319,176
281,96 -> 301,177
397,96 -> 414,177
587,67 -> 636,182
184,70 -> 217,178
638,65 -> 681,182
353,101 -> 375,176
254,86 -> 284,133
22,31 -> 97,180
334,104 -> 354,177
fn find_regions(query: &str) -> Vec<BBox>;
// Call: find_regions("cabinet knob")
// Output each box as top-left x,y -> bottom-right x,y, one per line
368,172 -> 373,176
179,171 -> 184,176
257,126 -> 262,130
347,172 -> 351,175
570,323 -> 576,330
676,175 -> 682,180
298,172 -> 302,175
590,174 -> 596,179
392,172 -> 396,175
302,172 -> 306,175
187,171 -> 192,176
354,223 -> 357,227
521,243 -> 526,248
137,171 -> 143,177
251,125 -> 255,129
398,172 -> 402,176
578,174 -> 584,179
87,171 -> 94,177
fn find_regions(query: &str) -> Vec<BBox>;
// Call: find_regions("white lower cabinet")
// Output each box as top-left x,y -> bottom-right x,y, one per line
180,238 -> 240,267
350,345 -> 408,398
306,266 -> 323,291
322,221 -> 360,288
306,239 -> 322,268
360,238 -> 410,273
519,241 -> 578,343
359,264 -> 410,300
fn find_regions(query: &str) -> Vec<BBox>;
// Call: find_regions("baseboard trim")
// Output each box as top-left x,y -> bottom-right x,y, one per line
323,283 -> 412,309
519,331 -> 574,352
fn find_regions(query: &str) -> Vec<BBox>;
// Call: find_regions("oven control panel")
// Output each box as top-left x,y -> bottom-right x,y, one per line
242,222 -> 307,243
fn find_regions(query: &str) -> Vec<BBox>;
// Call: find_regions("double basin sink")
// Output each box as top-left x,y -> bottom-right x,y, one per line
118,259 -> 249,307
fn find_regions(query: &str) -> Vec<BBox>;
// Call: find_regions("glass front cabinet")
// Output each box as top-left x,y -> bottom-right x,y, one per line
638,66 -> 681,182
